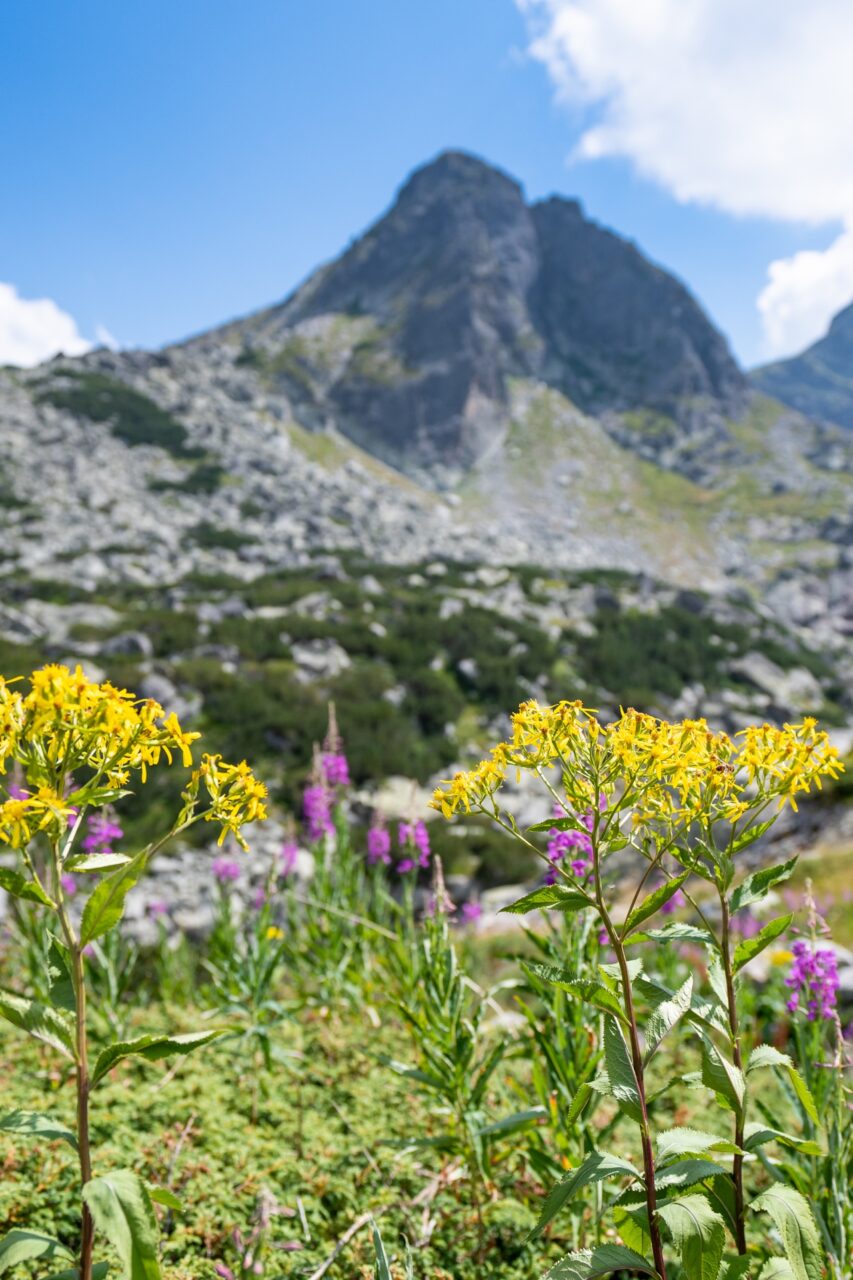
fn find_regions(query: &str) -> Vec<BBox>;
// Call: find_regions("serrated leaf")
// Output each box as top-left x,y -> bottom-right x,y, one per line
730,854 -> 797,912
743,1124 -> 822,1157
750,1186 -> 823,1280
531,1150 -> 642,1237
0,866 -> 54,906
92,1030 -> 227,1085
757,1261 -> 795,1280
644,976 -> 693,1060
634,921 -> 717,946
603,1016 -> 642,1122
624,872 -> 690,933
524,964 -> 626,1021
700,1037 -> 745,1112
612,1197 -> 651,1257
733,915 -> 793,973
746,1046 -> 818,1125
80,851 -> 148,946
0,1230 -> 73,1274
545,1244 -> 657,1279
657,1127 -> 742,1163
655,1159 -> 726,1189
657,1193 -> 726,1280
83,1169 -> 161,1280
502,885 -> 590,915
0,988 -> 75,1058
46,937 -> 76,1013
598,958 -> 644,984
66,853 -> 132,873
719,1256 -> 753,1280
0,1109 -> 77,1149
148,1186 -> 181,1210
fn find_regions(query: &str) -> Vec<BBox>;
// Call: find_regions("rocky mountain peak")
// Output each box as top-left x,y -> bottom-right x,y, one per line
752,298 -> 853,431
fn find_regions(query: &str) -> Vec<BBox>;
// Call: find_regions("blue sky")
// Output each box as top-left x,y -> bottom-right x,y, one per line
2,0 -> 848,367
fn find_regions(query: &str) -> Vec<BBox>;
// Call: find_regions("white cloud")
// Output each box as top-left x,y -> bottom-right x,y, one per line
95,324 -> 119,351
0,282 -> 91,367
517,0 -> 853,356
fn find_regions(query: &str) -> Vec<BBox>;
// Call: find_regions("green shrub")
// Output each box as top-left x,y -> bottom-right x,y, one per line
36,372 -> 201,458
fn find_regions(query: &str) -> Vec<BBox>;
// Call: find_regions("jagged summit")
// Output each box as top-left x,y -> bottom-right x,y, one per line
753,301 -> 853,430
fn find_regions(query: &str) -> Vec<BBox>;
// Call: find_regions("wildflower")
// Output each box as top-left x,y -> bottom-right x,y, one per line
661,888 -> 686,916
252,886 -> 266,910
785,940 -> 840,1020
770,948 -> 794,966
266,925 -> 283,940
61,874 -> 78,897
321,752 -> 350,789
212,856 -> 241,884
280,839 -> 299,876
366,820 -> 391,866
398,820 -> 430,873
82,812 -> 124,854
732,910 -> 761,940
461,901 -> 482,924
303,784 -> 334,843
147,899 -> 169,919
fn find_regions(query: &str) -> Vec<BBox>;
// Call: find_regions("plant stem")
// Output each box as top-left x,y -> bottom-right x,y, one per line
72,942 -> 95,1280
719,894 -> 747,1255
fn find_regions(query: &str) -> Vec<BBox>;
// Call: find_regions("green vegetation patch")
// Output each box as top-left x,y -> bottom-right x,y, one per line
35,372 -> 202,458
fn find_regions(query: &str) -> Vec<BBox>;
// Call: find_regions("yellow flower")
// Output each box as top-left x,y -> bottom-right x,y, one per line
266,926 -> 284,940
770,949 -> 794,966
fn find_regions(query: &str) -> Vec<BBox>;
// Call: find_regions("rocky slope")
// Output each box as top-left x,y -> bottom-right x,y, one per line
0,149 -> 850,708
753,301 -> 853,431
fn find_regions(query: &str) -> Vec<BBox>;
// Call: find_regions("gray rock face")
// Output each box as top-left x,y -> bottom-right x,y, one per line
753,301 -> 853,431
207,150 -> 745,475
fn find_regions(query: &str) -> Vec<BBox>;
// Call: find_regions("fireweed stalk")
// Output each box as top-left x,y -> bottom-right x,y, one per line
0,664 -> 267,1280
433,700 -> 842,1279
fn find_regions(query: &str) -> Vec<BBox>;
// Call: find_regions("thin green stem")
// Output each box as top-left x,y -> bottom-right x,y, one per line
719,891 -> 747,1255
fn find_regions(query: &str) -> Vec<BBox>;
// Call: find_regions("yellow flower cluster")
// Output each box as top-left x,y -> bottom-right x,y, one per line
191,754 -> 269,848
0,664 -> 267,850
431,699 -> 843,830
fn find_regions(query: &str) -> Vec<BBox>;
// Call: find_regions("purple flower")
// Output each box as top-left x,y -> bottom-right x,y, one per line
212,856 -> 241,884
280,840 -> 299,876
461,901 -> 482,924
303,784 -> 334,843
321,751 -> 350,789
61,874 -> 78,896
661,888 -> 687,916
147,899 -> 169,919
397,820 -> 430,873
785,940 -> 839,1021
252,886 -> 266,910
545,807 -> 593,884
732,910 -> 761,940
366,823 -> 392,866
82,813 -> 124,854
7,782 -> 28,800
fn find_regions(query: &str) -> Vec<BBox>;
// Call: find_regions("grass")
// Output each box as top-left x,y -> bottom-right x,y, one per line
35,372 -> 203,460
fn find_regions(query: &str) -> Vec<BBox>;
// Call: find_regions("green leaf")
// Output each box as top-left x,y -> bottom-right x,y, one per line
565,1082 -> 593,1127
634,922 -> 716,946
92,1030 -> 228,1085
700,1037 -> 745,1113
478,1107 -> 546,1138
0,1109 -> 77,1149
655,1159 -> 727,1189
147,1186 -> 181,1210
80,851 -> 148,946
743,1124 -> 822,1157
624,872 -> 690,933
0,1230 -> 73,1274
657,1193 -> 726,1280
532,1150 -> 642,1238
43,1266 -> 110,1280
83,1169 -> 161,1280
746,1046 -> 818,1125
0,988 -> 75,1058
730,854 -> 797,912
656,1127 -> 742,1163
644,976 -> 693,1060
757,1262 -> 795,1280
612,1197 -> 651,1257
750,1186 -> 823,1280
603,1017 -> 642,1122
46,937 -> 76,1014
545,1244 -> 657,1279
0,866 -> 54,906
719,1259 -> 752,1280
372,1219 -> 392,1280
732,915 -> 793,973
66,853 -> 132,873
502,885 -> 590,915
524,964 -> 626,1021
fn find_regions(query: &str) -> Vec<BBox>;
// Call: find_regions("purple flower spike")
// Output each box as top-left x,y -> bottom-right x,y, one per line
61,874 -> 78,897
303,784 -> 334,843
82,812 -> 124,854
397,820 -> 430,872
280,840 -> 299,876
785,940 -> 839,1021
461,901 -> 482,924
212,856 -> 241,884
321,751 -> 350,789
367,824 -> 392,866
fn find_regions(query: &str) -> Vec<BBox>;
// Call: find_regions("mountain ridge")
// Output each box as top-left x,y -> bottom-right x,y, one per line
753,301 -> 853,431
